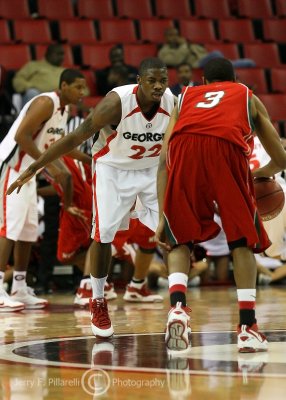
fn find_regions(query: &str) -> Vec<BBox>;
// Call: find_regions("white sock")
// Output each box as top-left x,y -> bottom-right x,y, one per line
80,277 -> 91,289
0,271 -> 4,288
168,272 -> 188,289
11,271 -> 27,293
90,275 -> 107,299
237,288 -> 256,302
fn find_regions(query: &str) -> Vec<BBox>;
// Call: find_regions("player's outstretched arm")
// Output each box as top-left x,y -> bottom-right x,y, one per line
252,95 -> 286,177
7,92 -> 122,194
154,106 -> 178,250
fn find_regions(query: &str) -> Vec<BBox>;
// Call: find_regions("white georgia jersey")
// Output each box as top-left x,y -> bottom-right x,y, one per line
92,84 -> 175,170
0,92 -> 68,173
250,136 -> 285,186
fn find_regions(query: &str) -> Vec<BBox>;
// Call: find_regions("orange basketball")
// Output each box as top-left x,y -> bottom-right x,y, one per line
254,177 -> 285,221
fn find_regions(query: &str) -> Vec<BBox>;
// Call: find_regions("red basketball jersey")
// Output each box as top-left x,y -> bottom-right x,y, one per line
171,82 -> 254,156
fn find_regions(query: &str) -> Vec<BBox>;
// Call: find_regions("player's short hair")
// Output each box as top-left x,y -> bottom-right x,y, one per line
138,58 -> 167,76
204,58 -> 235,82
59,69 -> 84,87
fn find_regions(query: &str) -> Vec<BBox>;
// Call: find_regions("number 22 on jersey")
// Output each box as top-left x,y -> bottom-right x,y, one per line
196,91 -> 225,109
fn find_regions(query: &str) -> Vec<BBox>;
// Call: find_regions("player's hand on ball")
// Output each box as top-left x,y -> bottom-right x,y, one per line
6,166 -> 37,194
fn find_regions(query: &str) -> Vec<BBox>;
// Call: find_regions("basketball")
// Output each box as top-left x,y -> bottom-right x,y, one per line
254,177 -> 285,221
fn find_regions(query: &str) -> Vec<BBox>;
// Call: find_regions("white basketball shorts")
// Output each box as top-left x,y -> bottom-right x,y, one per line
0,166 -> 38,242
91,162 -> 158,243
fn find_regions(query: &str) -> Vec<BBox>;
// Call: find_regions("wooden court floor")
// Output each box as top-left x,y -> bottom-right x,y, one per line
0,286 -> 286,399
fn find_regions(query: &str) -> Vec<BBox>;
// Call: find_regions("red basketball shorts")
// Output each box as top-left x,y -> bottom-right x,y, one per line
164,134 -> 270,253
113,219 -> 156,252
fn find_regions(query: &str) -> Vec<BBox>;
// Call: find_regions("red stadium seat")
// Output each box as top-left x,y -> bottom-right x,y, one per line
276,0 -> 286,17
237,0 -> 273,18
0,45 -> 31,70
14,20 -> 52,44
117,0 -> 153,19
155,0 -> 193,18
205,43 -> 239,60
139,19 -> 174,43
0,0 -> 30,19
82,96 -> 103,110
167,68 -> 177,87
35,44 -> 75,67
124,44 -> 157,67
179,20 -> 218,43
81,44 -> 114,68
38,0 -> 74,19
80,70 -> 97,96
0,20 -> 11,44
270,68 -> 286,93
243,44 -> 280,67
258,94 -> 286,121
195,0 -> 231,18
99,19 -> 137,43
78,0 -> 114,18
235,68 -> 268,94
263,19 -> 286,42
59,20 -> 97,44
219,20 -> 256,43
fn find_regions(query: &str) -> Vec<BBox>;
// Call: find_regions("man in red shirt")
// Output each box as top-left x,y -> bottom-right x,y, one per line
155,58 -> 286,353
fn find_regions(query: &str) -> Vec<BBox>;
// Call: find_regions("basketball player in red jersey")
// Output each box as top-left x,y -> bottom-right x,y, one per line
8,58 -> 175,337
155,58 -> 286,353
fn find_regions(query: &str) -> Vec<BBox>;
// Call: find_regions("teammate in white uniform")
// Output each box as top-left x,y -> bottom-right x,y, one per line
8,58 -> 175,336
0,69 -> 86,311
250,135 -> 286,258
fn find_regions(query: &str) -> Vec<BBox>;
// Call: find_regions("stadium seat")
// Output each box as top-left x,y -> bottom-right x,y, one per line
117,0 -> 153,19
139,19 -> 174,43
81,44 -> 114,68
243,44 -> 280,67
155,0 -> 193,18
59,20 -> 97,44
99,19 -> 137,43
167,68 -> 177,87
82,96 -> 103,110
77,0 -> 114,18
205,43 -> 240,60
0,20 -> 11,44
124,44 -> 157,67
195,0 -> 231,18
237,0 -> 273,18
80,70 -> 97,96
14,20 -> 52,44
270,68 -> 286,93
0,44 -> 31,70
258,94 -> 286,121
37,0 -> 74,19
219,20 -> 256,43
179,20 -> 218,43
276,0 -> 286,17
235,68 -> 268,94
35,44 -> 75,67
0,0 -> 30,19
263,19 -> 286,42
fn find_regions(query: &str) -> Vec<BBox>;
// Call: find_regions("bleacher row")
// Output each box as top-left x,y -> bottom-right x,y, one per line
0,0 -> 286,133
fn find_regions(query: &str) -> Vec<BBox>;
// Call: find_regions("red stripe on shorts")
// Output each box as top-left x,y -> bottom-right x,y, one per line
0,167 -> 10,237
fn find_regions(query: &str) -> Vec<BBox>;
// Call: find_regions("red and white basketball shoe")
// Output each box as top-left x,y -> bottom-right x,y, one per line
74,280 -> 92,307
0,286 -> 25,312
89,298 -> 114,338
123,283 -> 163,303
104,282 -> 117,301
165,302 -> 191,352
237,324 -> 268,353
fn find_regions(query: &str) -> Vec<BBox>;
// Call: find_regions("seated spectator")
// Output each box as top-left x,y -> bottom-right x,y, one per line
158,27 -> 255,69
95,45 -> 137,95
170,62 -> 200,96
107,65 -> 129,89
12,44 -> 65,106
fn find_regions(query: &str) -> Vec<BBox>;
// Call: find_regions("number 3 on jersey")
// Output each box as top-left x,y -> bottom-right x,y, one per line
196,91 -> 225,109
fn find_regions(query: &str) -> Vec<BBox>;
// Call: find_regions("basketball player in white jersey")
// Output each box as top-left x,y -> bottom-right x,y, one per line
8,58 -> 175,336
250,135 -> 286,258
0,69 -> 87,311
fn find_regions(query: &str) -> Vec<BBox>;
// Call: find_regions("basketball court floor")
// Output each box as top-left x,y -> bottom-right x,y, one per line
0,285 -> 286,399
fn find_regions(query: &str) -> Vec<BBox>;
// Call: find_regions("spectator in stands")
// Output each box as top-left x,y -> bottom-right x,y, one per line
170,62 -> 200,96
12,44 -> 65,106
158,27 -> 255,69
107,65 -> 129,89
95,45 -> 137,95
